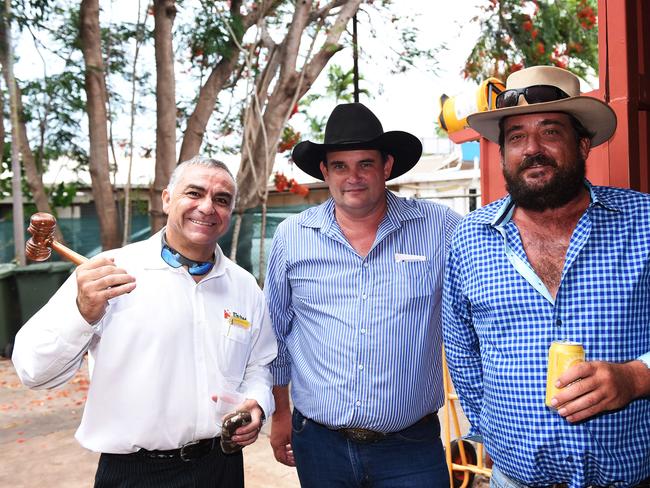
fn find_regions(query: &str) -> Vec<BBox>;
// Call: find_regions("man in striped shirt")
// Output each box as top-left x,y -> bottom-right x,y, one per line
265,103 -> 459,487
443,66 -> 650,488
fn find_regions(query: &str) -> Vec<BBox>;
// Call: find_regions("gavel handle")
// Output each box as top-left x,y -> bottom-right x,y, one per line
51,240 -> 89,265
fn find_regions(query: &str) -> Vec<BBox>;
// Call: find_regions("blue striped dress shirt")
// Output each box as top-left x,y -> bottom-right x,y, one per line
266,190 -> 460,433
443,183 -> 650,488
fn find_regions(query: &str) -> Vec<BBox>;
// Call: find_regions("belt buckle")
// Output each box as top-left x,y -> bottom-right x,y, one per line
342,428 -> 384,443
179,440 -> 201,462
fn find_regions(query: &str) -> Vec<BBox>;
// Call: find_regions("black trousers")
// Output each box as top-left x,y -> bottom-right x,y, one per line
94,447 -> 244,488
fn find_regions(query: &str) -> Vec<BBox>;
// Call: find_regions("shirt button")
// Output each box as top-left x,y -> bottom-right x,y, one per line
566,455 -> 573,462
363,262 -> 369,268
355,401 -> 361,407
556,319 -> 562,326
360,328 -> 366,334
362,294 -> 367,300
358,364 -> 364,370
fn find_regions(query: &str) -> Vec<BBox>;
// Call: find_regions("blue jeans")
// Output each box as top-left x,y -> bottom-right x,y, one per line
490,465 -> 650,488
490,466 -> 532,488
291,409 -> 449,488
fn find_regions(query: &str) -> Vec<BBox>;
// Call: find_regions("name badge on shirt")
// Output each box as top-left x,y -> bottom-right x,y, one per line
394,253 -> 426,263
223,309 -> 251,329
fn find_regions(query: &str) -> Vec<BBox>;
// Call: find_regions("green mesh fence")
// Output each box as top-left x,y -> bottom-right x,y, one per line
0,205 -> 313,278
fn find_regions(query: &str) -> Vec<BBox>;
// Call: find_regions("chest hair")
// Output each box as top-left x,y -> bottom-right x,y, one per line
516,224 -> 573,299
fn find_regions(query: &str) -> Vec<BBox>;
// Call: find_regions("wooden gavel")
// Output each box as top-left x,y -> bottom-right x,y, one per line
26,212 -> 88,265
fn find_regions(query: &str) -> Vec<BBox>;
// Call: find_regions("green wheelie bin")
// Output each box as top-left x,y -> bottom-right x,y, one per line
14,261 -> 75,331
0,264 -> 20,357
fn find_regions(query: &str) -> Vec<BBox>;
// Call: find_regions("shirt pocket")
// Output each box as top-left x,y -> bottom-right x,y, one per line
220,318 -> 252,345
395,260 -> 434,297
215,318 -> 253,378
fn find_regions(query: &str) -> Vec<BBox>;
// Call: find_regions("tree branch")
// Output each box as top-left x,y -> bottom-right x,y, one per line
300,0 -> 362,94
280,0 -> 312,75
309,0 -> 347,22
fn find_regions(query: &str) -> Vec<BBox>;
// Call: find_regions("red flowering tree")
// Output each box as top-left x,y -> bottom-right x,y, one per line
273,172 -> 309,197
463,0 -> 598,82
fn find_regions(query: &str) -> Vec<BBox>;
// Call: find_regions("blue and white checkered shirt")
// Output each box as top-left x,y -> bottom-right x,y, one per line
443,183 -> 650,488
266,191 -> 460,432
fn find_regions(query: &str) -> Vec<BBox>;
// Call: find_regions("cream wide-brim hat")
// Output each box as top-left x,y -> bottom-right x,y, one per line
467,66 -> 617,147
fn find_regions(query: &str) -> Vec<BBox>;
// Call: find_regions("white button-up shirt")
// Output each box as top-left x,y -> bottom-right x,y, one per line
12,231 -> 277,454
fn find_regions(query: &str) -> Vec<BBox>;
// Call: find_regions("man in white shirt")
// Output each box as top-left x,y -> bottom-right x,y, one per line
12,156 -> 277,487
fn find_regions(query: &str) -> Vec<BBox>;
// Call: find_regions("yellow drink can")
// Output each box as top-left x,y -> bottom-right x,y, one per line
545,341 -> 585,408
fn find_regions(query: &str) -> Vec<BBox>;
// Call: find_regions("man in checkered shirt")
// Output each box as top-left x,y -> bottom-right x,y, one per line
443,66 -> 650,488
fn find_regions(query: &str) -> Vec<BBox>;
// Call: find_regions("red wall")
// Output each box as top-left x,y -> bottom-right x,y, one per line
478,0 -> 650,203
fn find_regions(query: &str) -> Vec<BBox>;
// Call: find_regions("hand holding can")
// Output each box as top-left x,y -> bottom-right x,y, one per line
545,341 -> 585,408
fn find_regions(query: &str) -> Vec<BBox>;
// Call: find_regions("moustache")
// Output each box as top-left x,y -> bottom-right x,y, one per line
519,154 -> 558,172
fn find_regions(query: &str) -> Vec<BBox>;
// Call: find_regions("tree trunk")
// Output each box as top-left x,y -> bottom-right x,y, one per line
178,0 -> 282,163
0,11 -> 56,227
150,0 -> 177,233
123,0 -> 147,245
3,0 -> 25,264
229,212 -> 242,261
80,0 -> 121,250
177,51 -> 241,163
235,0 -> 363,213
0,74 -> 4,146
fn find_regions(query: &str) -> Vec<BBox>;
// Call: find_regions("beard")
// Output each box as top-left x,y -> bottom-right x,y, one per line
503,154 -> 586,211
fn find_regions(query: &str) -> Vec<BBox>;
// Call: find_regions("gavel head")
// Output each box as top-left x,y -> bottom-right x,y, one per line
26,212 -> 57,262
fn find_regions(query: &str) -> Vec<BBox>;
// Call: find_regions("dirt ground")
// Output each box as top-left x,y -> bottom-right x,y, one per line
0,358 -> 299,488
0,357 -> 489,487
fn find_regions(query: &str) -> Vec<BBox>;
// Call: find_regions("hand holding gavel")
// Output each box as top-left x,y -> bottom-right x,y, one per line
26,212 -> 136,323
26,212 -> 88,264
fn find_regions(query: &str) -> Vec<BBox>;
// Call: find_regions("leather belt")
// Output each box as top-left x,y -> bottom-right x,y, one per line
134,437 -> 218,462
337,428 -> 386,443
337,413 -> 437,444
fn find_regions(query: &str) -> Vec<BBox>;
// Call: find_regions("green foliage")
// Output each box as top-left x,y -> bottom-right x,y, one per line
4,0 -> 441,195
2,0 -> 149,206
21,71 -> 88,166
465,0 -> 598,82
1,140 -> 81,210
49,180 -> 79,208
297,64 -> 371,142
5,0 -> 53,31
0,143 -> 32,199
0,143 -> 13,198
178,1 -> 245,73
325,65 -> 370,103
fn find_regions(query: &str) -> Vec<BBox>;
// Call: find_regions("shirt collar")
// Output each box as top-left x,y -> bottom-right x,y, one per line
484,180 -> 620,229
142,229 -> 227,278
298,190 -> 424,231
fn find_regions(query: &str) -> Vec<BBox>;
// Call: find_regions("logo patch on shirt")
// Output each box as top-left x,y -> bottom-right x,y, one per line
224,309 -> 251,329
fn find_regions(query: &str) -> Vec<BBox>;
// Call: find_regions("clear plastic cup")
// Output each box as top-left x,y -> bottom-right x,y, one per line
215,378 -> 246,420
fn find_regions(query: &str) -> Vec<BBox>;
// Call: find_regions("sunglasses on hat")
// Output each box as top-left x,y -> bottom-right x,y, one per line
495,85 -> 570,109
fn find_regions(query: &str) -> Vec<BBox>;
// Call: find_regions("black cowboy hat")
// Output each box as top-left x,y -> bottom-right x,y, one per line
291,103 -> 422,181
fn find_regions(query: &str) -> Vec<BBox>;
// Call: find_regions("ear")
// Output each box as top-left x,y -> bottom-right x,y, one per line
578,137 -> 591,162
162,188 -> 171,215
383,154 -> 395,180
319,161 -> 329,181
